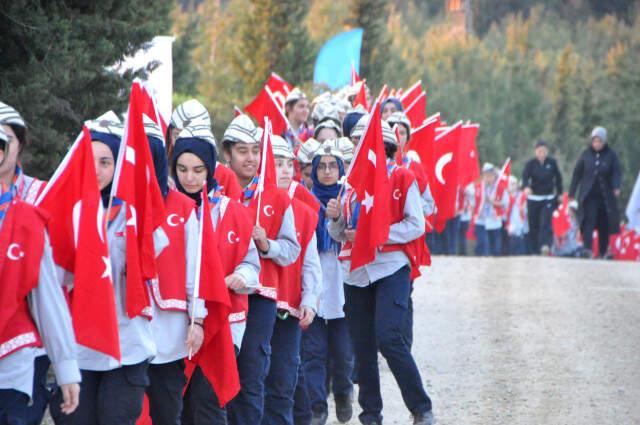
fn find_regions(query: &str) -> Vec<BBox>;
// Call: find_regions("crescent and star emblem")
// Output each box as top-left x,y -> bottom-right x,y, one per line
227,231 -> 240,244
167,213 -> 183,227
7,243 -> 25,261
263,205 -> 275,217
435,152 -> 453,185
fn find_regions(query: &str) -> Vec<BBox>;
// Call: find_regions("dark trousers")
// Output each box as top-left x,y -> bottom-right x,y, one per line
50,361 -> 149,425
344,266 -> 432,423
146,360 -> 186,425
442,217 -> 460,255
182,365 -> 226,425
293,360 -> 311,425
227,295 -> 277,425
25,355 -> 51,425
474,225 -> 502,256
508,235 -> 528,255
262,316 -> 302,425
301,317 -> 354,414
527,198 -> 556,254
0,389 -> 29,425
457,220 -> 470,255
581,193 -> 610,256
403,282 -> 415,349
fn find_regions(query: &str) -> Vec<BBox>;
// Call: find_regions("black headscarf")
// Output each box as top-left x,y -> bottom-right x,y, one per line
147,135 -> 169,198
171,137 -> 217,206
91,130 -> 120,208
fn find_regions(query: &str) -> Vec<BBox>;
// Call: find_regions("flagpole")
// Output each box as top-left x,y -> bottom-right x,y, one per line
189,181 -> 206,360
255,117 -> 271,226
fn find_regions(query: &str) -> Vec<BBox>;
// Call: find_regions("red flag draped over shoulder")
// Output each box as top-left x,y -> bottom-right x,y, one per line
245,74 -> 292,136
345,97 -> 391,270
494,158 -> 511,201
111,80 -> 167,318
430,122 -> 463,232
36,127 -> 120,360
193,183 -> 240,406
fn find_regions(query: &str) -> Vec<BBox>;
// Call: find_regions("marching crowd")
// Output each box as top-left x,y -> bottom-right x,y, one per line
0,71 -> 626,425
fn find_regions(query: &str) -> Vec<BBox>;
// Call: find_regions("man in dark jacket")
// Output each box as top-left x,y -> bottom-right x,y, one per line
569,126 -> 622,258
522,140 -> 563,254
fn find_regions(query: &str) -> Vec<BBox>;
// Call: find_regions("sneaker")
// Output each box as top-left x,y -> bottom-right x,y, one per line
540,245 -> 550,256
334,393 -> 353,423
413,410 -> 436,425
310,405 -> 328,425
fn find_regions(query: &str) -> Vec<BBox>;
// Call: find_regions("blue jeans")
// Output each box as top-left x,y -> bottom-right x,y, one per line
262,316 -> 302,425
227,295 -> 277,425
443,217 -> 460,255
344,266 -> 432,423
474,225 -> 502,256
301,317 -> 354,413
293,359 -> 311,425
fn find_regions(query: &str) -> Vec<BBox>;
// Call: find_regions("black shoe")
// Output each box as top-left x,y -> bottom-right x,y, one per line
334,393 -> 353,423
413,410 -> 435,425
311,406 -> 328,425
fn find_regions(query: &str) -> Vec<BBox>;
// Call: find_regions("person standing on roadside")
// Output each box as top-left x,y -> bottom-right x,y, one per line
569,126 -> 622,258
522,140 -> 563,255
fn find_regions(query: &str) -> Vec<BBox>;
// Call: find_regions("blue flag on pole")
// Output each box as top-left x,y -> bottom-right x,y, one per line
313,28 -> 363,90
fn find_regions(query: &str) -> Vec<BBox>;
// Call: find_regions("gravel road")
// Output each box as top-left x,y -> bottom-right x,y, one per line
327,256 -> 640,425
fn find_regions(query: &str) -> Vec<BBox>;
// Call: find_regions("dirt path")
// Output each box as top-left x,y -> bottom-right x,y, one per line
327,256 -> 640,425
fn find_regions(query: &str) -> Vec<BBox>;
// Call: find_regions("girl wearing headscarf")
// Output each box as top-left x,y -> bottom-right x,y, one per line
302,140 -> 355,425
171,126 -> 260,425
51,113 -> 168,425
140,119 -> 205,425
0,125 -> 81,423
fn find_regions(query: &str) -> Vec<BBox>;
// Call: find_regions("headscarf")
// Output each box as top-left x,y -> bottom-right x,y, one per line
171,137 -> 217,206
311,153 -> 345,254
380,97 -> 403,114
342,111 -> 365,138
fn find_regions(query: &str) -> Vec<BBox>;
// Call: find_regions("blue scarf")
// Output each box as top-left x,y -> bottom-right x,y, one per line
311,155 -> 345,253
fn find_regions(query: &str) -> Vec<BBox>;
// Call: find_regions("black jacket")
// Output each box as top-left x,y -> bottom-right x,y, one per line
522,157 -> 563,196
569,144 -> 622,233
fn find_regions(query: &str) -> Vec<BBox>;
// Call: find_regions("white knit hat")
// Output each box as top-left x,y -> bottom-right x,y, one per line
223,114 -> 258,144
313,139 -> 345,161
314,119 -> 342,139
285,88 -> 307,105
0,101 -> 25,128
350,114 -> 369,139
297,138 -> 321,165
482,162 -> 496,173
143,115 -> 165,142
271,134 -> 294,159
381,120 -> 398,146
170,99 -> 211,130
85,111 -> 124,137
177,123 -> 217,150
387,111 -> 411,133
311,101 -> 341,125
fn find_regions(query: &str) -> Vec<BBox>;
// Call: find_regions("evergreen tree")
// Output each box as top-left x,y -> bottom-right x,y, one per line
0,1 -> 172,178
347,0 -> 391,91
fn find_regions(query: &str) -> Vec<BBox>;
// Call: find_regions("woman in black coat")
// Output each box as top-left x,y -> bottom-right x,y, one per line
569,126 -> 622,258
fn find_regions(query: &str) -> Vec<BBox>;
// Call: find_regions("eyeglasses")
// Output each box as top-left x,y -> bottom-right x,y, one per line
317,162 -> 339,172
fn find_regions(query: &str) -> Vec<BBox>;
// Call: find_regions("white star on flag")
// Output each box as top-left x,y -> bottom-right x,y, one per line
362,190 -> 374,213
101,256 -> 112,281
368,149 -> 377,167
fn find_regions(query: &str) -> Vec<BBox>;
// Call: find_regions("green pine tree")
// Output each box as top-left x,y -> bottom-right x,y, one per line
0,1 -> 172,178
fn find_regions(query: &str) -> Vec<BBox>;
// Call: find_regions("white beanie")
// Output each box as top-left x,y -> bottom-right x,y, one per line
313,138 -> 346,161
223,114 -> 258,145
143,115 -> 165,142
85,111 -> 124,138
297,138 -> 321,165
381,120 -> 398,146
271,134 -> 294,159
0,101 -> 26,128
177,124 -> 217,150
170,99 -> 211,130
591,126 -> 607,143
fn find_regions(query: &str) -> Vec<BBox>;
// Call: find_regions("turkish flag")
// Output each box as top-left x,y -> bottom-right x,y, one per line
112,80 -> 167,318
405,117 -> 439,180
430,122 -> 462,232
36,127 -> 120,360
552,193 -> 572,237
192,182 -> 240,406
458,124 -> 480,187
400,81 -> 423,110
405,91 -> 427,129
265,72 -> 294,108
346,98 -> 391,270
245,85 -> 290,136
353,81 -> 369,111
139,84 -> 168,139
494,158 -> 511,201
611,228 -> 640,261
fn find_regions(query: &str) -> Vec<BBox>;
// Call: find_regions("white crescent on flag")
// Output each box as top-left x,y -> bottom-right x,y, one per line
435,152 -> 453,185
